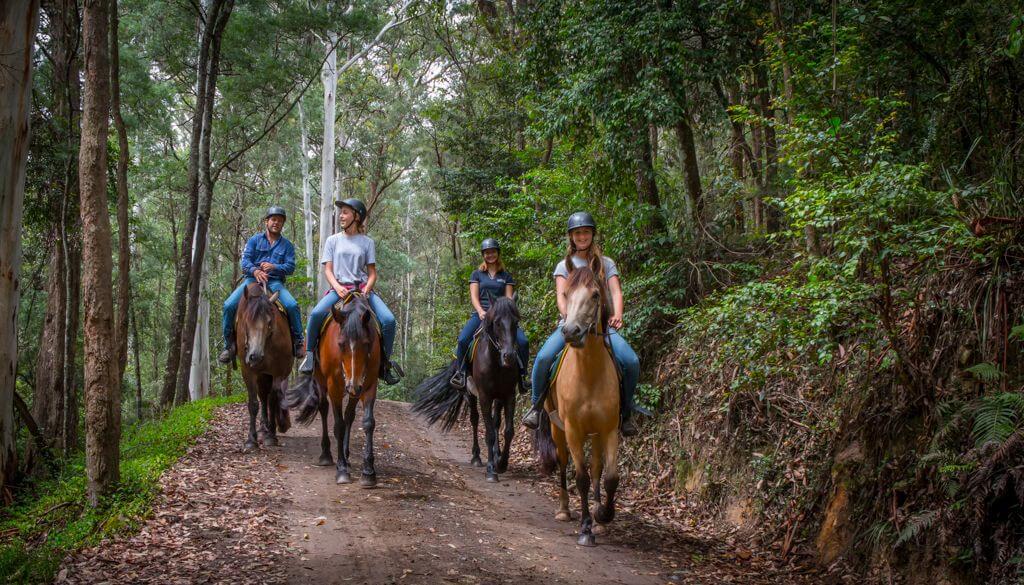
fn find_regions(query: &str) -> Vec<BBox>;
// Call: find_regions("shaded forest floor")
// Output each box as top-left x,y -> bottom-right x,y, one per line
60,400 -> 827,584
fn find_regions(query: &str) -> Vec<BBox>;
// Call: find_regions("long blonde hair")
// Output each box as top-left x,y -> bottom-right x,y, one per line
479,256 -> 506,273
564,235 -> 606,283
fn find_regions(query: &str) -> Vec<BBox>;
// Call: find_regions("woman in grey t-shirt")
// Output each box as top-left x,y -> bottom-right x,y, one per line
520,212 -> 640,436
298,198 -> 400,385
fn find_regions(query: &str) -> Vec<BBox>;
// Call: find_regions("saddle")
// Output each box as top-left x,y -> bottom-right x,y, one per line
319,291 -> 382,338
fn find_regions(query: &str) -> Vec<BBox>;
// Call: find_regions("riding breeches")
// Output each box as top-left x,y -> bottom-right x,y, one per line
223,277 -> 303,344
305,291 -> 396,359
530,328 -> 639,407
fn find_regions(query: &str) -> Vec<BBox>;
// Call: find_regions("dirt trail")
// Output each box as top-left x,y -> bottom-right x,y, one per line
63,400 -> 821,584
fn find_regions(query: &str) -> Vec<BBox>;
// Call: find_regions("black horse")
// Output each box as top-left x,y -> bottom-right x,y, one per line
413,297 -> 521,482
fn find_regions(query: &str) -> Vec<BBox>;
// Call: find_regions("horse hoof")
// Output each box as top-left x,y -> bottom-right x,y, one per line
243,441 -> 258,453
577,532 -> 596,547
496,462 -> 509,473
264,436 -> 279,447
470,458 -> 483,467
594,504 -> 615,524
360,475 -> 377,489
315,454 -> 335,467
555,511 -> 572,522
336,472 -> 352,484
593,523 -> 608,535
486,473 -> 499,483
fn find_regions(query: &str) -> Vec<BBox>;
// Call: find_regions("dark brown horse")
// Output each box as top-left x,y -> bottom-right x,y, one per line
289,293 -> 382,487
413,297 -> 521,482
235,282 -> 292,451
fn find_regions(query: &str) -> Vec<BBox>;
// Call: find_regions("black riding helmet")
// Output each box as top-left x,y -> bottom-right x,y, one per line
567,211 -> 596,233
480,238 -> 500,253
265,206 -> 287,220
334,198 -> 368,223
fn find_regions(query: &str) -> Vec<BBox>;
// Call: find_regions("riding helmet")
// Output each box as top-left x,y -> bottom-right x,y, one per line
265,206 -> 287,220
480,238 -> 500,253
334,198 -> 368,222
567,211 -> 597,233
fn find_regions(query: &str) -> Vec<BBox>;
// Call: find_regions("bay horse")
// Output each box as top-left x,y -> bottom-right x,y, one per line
289,292 -> 381,487
235,282 -> 292,451
535,266 -> 620,546
413,296 -> 521,482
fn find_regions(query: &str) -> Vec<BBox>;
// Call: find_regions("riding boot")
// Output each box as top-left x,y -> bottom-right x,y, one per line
298,350 -> 315,374
619,384 -> 639,437
292,337 -> 305,359
217,339 -> 236,364
380,358 -> 402,385
521,407 -> 540,429
518,370 -> 532,395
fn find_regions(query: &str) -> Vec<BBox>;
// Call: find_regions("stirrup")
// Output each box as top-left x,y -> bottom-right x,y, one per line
217,344 -> 236,364
450,369 -> 467,389
521,407 -> 540,429
298,352 -> 315,374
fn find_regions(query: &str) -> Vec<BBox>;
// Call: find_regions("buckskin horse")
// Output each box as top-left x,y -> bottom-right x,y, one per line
413,296 -> 521,482
234,282 -> 292,451
289,292 -> 382,487
535,266 -> 621,546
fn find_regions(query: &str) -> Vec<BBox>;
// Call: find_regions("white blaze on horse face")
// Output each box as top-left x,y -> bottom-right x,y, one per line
564,284 -> 599,337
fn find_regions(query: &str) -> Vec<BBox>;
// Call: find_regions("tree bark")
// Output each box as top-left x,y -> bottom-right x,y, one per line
298,100 -> 315,299
110,0 -> 132,380
318,34 -> 339,296
32,242 -> 67,450
130,292 -> 143,421
755,63 -> 780,233
674,115 -> 704,232
176,0 -> 233,405
632,121 -> 667,235
159,0 -> 221,408
0,0 -> 40,491
80,0 -> 120,505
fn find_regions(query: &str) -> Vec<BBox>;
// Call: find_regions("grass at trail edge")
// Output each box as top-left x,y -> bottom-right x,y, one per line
0,393 -> 246,584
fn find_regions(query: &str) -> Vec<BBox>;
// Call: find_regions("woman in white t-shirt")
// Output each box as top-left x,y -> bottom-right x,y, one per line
298,198 -> 400,385
520,212 -> 640,436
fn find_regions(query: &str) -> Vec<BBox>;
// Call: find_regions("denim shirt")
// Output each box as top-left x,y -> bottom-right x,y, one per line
240,232 -> 296,281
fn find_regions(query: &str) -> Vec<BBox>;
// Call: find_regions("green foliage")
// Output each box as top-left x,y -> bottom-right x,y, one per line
0,393 -> 244,584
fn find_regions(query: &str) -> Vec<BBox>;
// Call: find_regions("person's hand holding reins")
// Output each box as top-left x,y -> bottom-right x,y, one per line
259,262 -> 276,272
477,309 -> 487,321
608,314 -> 623,330
253,269 -> 269,284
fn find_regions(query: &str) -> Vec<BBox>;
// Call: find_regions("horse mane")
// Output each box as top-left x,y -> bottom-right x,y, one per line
565,266 -> 612,322
339,295 -> 373,343
486,296 -> 520,326
242,284 -> 277,322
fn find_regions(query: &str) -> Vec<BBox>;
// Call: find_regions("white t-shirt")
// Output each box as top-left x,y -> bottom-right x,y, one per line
553,255 -> 619,281
320,233 -> 376,284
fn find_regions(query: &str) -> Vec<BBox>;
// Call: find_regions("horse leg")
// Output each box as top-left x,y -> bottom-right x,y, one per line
244,385 -> 259,452
336,394 -> 359,484
359,396 -> 377,488
554,427 -> 571,521
566,429 -> 595,546
265,382 -> 281,446
315,390 -> 333,466
491,399 -> 503,467
594,431 -> 620,525
481,397 -> 499,482
590,435 -> 605,527
497,395 -> 515,473
257,376 -> 276,446
468,394 -> 482,467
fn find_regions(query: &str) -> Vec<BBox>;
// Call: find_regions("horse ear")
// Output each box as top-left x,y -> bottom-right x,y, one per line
268,290 -> 280,304
243,284 -> 250,299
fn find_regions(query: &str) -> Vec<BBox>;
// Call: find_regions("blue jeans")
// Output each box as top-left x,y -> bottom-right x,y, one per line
223,277 -> 303,345
455,313 -> 529,372
530,328 -> 639,408
305,291 -> 396,359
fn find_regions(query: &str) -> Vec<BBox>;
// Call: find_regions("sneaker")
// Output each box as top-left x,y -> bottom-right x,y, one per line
521,408 -> 540,429
217,342 -> 236,364
298,351 -> 315,374
449,369 -> 467,389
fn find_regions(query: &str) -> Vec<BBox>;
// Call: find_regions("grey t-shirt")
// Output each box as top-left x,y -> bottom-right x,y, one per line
553,255 -> 619,281
320,233 -> 376,284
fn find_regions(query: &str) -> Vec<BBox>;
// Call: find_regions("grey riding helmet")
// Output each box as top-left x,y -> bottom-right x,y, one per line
567,211 -> 596,233
334,198 -> 368,222
265,206 -> 287,220
480,238 -> 500,253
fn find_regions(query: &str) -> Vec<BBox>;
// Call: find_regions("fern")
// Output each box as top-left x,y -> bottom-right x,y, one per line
1010,323 -> 1024,341
965,362 -> 1005,382
895,510 -> 940,547
971,393 -> 1024,448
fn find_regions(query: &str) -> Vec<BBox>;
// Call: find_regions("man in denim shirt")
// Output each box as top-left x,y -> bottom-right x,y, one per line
218,206 -> 304,363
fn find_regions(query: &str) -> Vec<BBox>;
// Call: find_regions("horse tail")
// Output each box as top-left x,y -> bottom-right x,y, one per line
411,361 -> 465,432
534,410 -> 558,475
287,374 -> 322,426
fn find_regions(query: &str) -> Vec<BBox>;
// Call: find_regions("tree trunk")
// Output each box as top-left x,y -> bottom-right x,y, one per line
298,100 -> 315,299
159,0 -> 221,408
177,0 -> 232,405
188,231 -> 211,401
32,242 -> 67,450
632,121 -> 667,235
130,292 -> 143,421
80,0 -> 120,505
318,34 -> 339,296
674,116 -> 704,232
0,0 -> 40,491
110,0 -> 131,381
755,63 -> 780,233
62,239 -> 81,456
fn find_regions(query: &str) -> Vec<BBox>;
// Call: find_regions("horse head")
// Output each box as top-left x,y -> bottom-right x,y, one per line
485,296 -> 520,369
561,266 -> 608,348
239,282 -> 280,367
334,294 -> 376,396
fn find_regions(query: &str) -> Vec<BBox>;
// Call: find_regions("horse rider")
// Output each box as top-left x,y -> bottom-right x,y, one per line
448,238 -> 531,392
219,206 -> 304,363
520,212 -> 641,436
298,198 -> 401,385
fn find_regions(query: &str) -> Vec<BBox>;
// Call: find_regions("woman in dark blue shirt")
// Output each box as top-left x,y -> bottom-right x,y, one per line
449,239 -> 530,390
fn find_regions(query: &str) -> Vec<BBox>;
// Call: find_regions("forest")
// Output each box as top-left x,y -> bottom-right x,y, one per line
1,0 -> 1023,583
